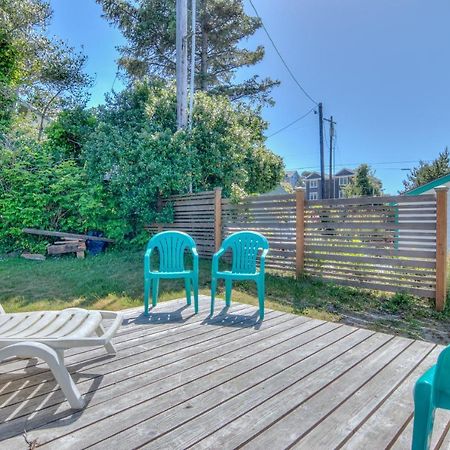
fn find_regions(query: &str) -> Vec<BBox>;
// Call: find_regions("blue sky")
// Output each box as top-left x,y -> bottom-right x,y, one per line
48,0 -> 450,194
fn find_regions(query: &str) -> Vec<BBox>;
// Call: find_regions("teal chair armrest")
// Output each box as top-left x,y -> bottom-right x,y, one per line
212,247 -> 226,274
144,247 -> 153,274
260,248 -> 269,272
192,247 -> 199,272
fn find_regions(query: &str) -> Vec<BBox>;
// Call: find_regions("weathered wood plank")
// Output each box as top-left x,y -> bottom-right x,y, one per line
0,310 -> 300,442
0,298 -> 231,377
293,340 -> 434,448
22,228 -> 114,242
1,314 -> 322,447
0,304 -> 260,402
239,336 -> 411,449
81,324 -> 358,450
0,298 -> 441,449
341,345 -> 442,449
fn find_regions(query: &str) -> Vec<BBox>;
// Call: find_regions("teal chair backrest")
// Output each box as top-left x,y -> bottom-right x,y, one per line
434,346 -> 450,408
221,231 -> 269,274
147,231 -> 196,273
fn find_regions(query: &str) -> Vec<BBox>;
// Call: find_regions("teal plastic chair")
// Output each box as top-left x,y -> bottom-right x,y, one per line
144,231 -> 199,315
412,346 -> 450,449
210,231 -> 269,320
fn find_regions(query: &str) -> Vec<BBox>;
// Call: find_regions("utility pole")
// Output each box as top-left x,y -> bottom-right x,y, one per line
324,115 -> 336,198
188,0 -> 196,131
318,102 -> 325,199
176,0 -> 188,129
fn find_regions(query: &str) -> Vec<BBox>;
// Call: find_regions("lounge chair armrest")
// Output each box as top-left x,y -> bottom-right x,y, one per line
98,311 -> 123,343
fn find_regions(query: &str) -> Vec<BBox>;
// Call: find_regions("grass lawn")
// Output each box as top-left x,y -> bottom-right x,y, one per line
1,249 -> 450,343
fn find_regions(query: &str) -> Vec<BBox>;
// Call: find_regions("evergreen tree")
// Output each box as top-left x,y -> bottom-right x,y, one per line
344,164 -> 383,198
97,0 -> 279,105
0,0 -> 93,138
401,148 -> 450,193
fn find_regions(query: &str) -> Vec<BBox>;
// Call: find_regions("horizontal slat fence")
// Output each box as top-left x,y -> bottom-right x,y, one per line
145,190 -> 218,257
147,187 -> 448,308
222,194 -> 296,271
304,194 -> 437,298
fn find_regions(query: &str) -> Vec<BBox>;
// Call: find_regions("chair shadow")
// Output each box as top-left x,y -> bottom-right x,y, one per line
123,304 -> 195,326
202,306 -> 263,330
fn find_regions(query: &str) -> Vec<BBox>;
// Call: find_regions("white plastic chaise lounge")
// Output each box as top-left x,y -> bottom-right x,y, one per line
0,305 -> 122,409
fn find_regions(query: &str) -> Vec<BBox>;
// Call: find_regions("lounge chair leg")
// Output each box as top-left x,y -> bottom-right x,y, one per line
55,348 -> 64,365
96,324 -> 116,354
210,278 -> 217,316
0,342 -> 85,409
185,278 -> 191,306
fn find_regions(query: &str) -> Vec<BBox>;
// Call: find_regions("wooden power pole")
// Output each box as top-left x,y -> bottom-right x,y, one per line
318,102 -> 325,199
324,115 -> 336,198
176,0 -> 188,129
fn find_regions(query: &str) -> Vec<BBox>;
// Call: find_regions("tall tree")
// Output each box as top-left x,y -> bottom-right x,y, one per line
401,148 -> 450,193
0,0 -> 93,138
344,164 -> 383,198
97,0 -> 279,105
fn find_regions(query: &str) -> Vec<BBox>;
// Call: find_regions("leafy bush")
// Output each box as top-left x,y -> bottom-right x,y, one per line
0,141 -> 91,251
0,81 -> 284,252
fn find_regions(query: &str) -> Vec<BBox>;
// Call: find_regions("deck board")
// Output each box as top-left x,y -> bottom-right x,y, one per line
0,296 -> 446,449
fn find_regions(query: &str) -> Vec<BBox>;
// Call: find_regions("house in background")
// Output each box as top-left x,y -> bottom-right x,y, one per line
284,170 -> 301,188
305,168 -> 355,200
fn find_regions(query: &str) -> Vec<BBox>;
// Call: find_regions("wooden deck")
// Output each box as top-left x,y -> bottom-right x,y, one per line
0,296 -> 449,449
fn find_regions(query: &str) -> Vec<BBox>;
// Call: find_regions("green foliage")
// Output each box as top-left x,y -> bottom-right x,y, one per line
0,81 -> 283,252
401,147 -> 450,193
0,141 -> 90,251
83,82 -> 283,242
188,91 -> 284,194
44,108 -> 97,162
0,30 -> 21,131
344,164 -> 383,197
97,0 -> 279,105
1,0 -> 93,137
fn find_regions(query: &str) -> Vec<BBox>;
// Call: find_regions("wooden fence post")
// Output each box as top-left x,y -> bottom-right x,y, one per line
214,187 -> 222,252
435,186 -> 448,311
295,187 -> 305,277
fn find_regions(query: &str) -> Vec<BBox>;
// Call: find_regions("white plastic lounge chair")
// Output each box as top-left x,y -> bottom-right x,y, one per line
0,306 -> 122,409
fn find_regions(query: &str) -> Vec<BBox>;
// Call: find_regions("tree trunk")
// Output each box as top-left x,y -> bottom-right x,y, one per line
200,1 -> 208,91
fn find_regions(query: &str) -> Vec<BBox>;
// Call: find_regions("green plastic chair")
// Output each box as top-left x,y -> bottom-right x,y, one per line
210,231 -> 269,320
412,346 -> 450,449
144,231 -> 199,315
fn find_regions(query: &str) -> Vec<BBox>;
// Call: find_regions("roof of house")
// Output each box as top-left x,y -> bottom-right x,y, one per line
335,168 -> 355,177
305,171 -> 321,180
405,172 -> 450,195
285,170 -> 299,177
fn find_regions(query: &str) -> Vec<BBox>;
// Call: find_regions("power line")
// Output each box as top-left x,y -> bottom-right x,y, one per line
267,108 -> 315,138
248,0 -> 318,106
288,159 -> 432,171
